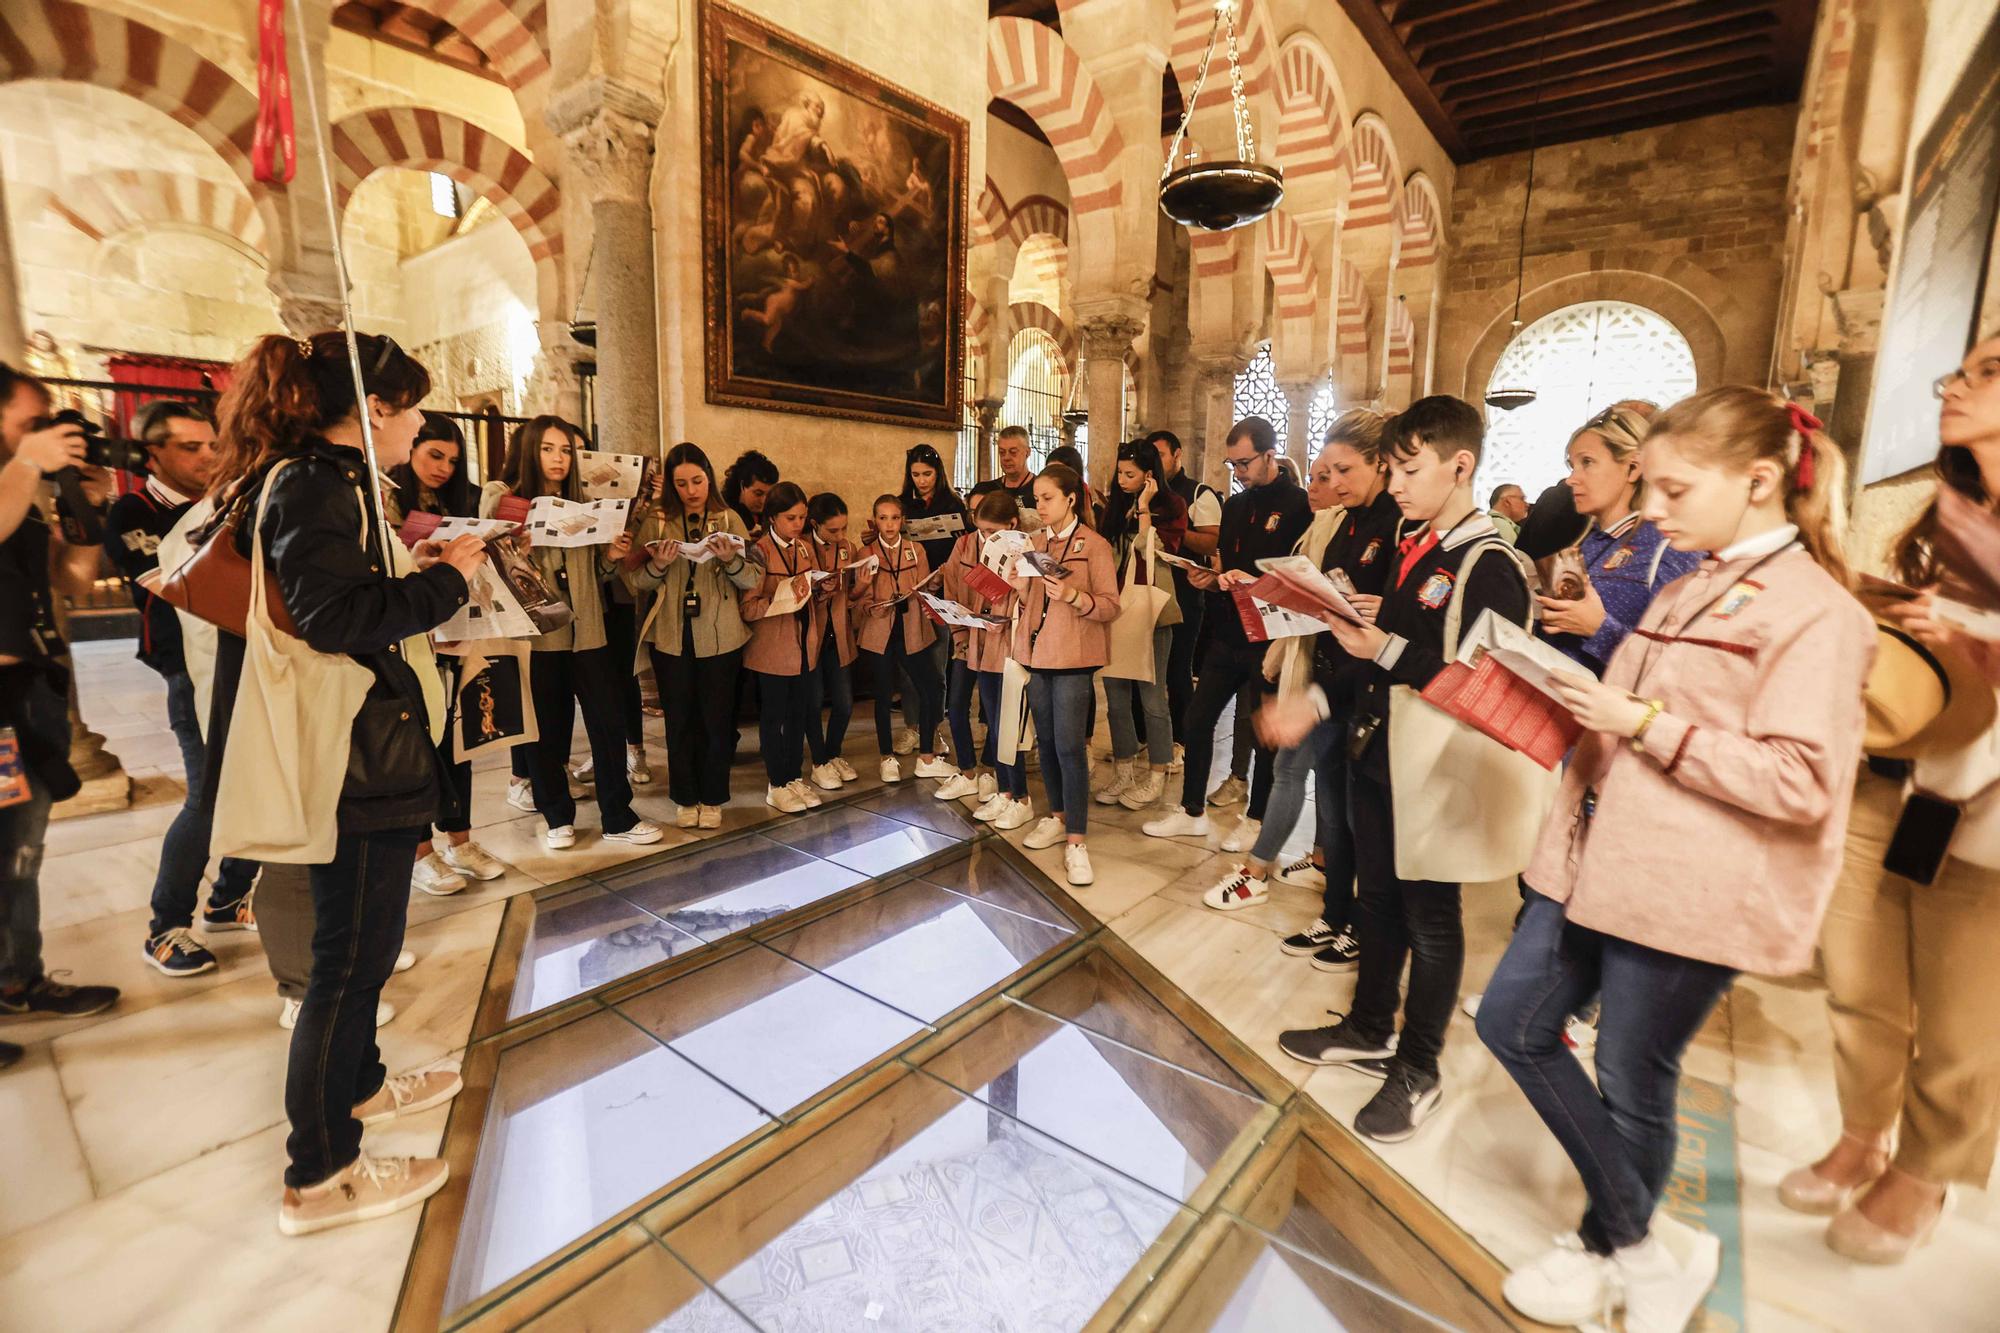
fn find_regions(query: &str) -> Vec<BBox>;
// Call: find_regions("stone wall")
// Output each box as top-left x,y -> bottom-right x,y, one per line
1434,104 -> 1798,405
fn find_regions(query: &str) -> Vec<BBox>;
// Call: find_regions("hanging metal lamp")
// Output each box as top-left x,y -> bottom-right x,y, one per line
1159,1 -> 1283,232
1484,23 -> 1548,413
1061,355 -> 1090,428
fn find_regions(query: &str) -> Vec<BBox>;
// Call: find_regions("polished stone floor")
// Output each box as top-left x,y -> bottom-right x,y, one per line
6,641 -> 1998,1331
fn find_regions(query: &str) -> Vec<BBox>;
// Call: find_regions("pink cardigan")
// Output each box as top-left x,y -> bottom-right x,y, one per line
853,538 -> 937,656
740,533 -> 826,676
1009,522 -> 1121,670
939,530 -> 1016,673
1525,544 -> 1875,975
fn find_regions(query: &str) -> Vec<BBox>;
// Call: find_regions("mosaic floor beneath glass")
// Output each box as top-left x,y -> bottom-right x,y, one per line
394,786 -> 1521,1332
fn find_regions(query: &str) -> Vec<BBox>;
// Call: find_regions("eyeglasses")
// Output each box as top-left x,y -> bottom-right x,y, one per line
1934,358 -> 2000,398
1225,453 -> 1265,472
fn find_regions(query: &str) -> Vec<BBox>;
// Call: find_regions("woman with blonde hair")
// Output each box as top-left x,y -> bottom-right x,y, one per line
1480,386 -> 1873,1331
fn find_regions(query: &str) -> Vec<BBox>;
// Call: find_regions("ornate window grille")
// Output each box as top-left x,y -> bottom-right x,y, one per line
1231,343 -> 1287,488
1480,300 -> 1698,499
1307,381 -> 1337,448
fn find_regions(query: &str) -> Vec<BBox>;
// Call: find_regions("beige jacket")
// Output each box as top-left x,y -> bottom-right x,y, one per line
740,532 -> 826,675
854,538 -> 937,656
1525,540 -> 1876,975
939,530 -> 1016,673
628,507 -> 758,659
1009,522 -> 1121,670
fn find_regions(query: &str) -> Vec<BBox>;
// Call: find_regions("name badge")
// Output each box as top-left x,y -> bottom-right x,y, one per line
1264,513 -> 1281,532
1711,580 -> 1763,619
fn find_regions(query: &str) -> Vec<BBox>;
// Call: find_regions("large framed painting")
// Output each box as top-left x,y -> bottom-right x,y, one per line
699,0 -> 967,428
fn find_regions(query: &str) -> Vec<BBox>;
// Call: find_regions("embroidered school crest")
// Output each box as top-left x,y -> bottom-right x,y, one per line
1360,538 -> 1382,565
1416,570 -> 1454,610
1711,580 -> 1763,619
1603,546 -> 1634,570
1264,513 -> 1281,532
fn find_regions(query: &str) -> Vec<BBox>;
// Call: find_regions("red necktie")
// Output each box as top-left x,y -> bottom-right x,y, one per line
1395,529 -> 1438,588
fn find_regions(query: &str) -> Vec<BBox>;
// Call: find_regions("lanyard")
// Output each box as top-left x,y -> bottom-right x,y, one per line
1629,545 -> 1792,693
1027,526 -> 1082,652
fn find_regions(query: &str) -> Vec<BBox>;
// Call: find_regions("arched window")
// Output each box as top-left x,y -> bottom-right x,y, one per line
1481,300 -> 1697,499
1232,342 -> 1287,460
1004,328 -> 1069,473
1307,381 -> 1337,449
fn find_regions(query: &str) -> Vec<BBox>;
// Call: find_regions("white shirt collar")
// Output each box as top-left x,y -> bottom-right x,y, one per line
1438,511 -> 1496,551
1050,519 -> 1079,542
145,475 -> 192,506
772,531 -> 795,550
1717,522 -> 1798,563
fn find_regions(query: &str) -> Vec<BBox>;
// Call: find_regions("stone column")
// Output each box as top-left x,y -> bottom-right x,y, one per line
269,279 -> 344,337
975,399 -> 1002,483
1077,315 -> 1141,494
526,321 -> 586,420
548,81 -> 663,456
0,171 -> 26,363
1278,378 -> 1315,468
263,1 -> 341,335
1196,362 -> 1241,493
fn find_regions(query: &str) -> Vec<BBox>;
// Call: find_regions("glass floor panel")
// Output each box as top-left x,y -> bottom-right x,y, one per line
917,1000 -> 1269,1205
760,878 -> 1077,1024
656,1070 -> 1195,1333
594,834 -> 869,944
506,883 -> 705,1021
508,1230 -> 757,1333
1184,1219 -> 1456,1333
613,944 -> 926,1121
849,783 -> 985,839
915,841 -> 1089,929
444,1007 -> 773,1316
760,804 -> 964,876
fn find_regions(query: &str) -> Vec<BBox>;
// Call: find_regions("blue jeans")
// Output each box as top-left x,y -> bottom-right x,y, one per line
1249,714 -> 1355,929
1103,627 -> 1173,767
976,669 -> 1026,797
1477,890 -> 1736,1254
149,671 -> 258,937
1027,668 -> 1093,836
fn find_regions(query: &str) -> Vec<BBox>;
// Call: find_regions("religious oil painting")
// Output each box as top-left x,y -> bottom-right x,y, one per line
699,0 -> 967,428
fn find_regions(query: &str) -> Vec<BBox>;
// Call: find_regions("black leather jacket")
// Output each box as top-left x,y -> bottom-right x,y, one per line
227,438 -> 470,833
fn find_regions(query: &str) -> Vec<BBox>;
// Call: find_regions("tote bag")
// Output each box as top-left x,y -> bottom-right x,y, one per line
1386,537 -> 1559,883
996,654 -> 1037,765
1103,532 -> 1174,682
211,461 -> 376,864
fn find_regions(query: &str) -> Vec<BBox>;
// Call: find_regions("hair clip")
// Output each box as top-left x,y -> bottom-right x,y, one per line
295,336 -> 314,358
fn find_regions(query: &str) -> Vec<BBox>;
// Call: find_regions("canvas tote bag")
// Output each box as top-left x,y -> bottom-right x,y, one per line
212,461 -> 376,864
1104,531 -> 1174,682
996,654 -> 1037,766
1386,537 -> 1559,883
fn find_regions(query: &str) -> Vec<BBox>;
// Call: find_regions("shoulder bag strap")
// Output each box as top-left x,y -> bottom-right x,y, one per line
1442,537 -> 1534,661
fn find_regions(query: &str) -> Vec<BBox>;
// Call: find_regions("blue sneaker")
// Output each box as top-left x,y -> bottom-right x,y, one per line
143,928 -> 218,978
202,894 -> 257,934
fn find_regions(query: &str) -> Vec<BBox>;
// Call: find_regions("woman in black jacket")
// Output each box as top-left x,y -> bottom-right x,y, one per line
206,332 -> 486,1236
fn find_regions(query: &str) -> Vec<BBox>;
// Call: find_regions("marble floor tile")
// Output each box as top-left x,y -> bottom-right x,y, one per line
0,1041 -> 96,1237
37,837 -> 166,932
468,812 -> 700,886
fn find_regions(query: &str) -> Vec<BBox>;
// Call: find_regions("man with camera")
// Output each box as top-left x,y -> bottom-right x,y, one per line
0,363 -> 122,1068
104,401 -> 256,978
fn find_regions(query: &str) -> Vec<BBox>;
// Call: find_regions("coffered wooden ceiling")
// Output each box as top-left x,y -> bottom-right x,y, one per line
332,0 -> 498,82
1335,0 -> 1819,162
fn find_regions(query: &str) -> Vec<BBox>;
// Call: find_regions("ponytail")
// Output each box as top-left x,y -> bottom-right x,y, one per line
211,331 -> 431,498
1786,425 -> 1852,590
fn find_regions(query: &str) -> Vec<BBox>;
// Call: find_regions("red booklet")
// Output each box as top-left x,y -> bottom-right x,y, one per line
964,561 -> 1013,604
1231,587 -> 1326,643
1420,658 -> 1580,771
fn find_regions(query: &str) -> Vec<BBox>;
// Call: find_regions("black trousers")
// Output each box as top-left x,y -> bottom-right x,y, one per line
651,640 -> 741,807
1174,638 -> 1269,817
527,648 -> 637,833
432,656 -> 473,836
867,623 -> 942,756
756,670 -> 815,787
600,592 -> 645,745
1166,583 -> 1203,744
283,825 -> 421,1187
1345,763 -> 1464,1079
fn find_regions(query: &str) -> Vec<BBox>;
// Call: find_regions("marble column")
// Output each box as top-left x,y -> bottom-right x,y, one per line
548,83 -> 662,455
975,399 -> 1002,483
1196,363 -> 1241,494
0,170 -> 25,363
1077,315 -> 1141,494
1278,378 -> 1315,468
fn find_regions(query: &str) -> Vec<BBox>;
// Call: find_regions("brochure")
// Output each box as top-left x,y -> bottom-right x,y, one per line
904,512 -> 966,542
1248,554 -> 1369,625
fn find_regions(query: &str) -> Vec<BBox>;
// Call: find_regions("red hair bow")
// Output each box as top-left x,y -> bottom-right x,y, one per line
1786,402 -> 1823,489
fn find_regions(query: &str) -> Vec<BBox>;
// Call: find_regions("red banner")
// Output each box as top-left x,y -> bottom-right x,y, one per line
252,0 -> 296,185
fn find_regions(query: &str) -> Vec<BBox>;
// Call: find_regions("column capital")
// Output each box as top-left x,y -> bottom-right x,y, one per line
1077,313 -> 1144,361
1276,377 -> 1319,407
526,322 -> 588,417
975,398 -> 1003,429
547,79 -> 663,205
268,270 -> 343,337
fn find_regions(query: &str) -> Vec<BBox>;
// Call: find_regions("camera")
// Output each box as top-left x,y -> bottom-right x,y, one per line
36,409 -> 151,475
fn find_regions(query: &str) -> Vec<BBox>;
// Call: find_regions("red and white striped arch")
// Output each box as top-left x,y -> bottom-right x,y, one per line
1337,260 -> 1371,356
973,178 -> 1009,249
1274,33 -> 1349,185
1399,171 -> 1442,266
330,107 -> 562,308
1386,298 -> 1414,375
1170,0 -> 1275,114
46,168 -> 268,258
1261,210 -> 1318,326
987,18 -> 1125,217
1344,113 -> 1402,232
1011,234 -> 1068,313
392,0 -> 550,91
1009,301 -> 1077,367
967,287 -> 991,351
1189,228 -> 1237,283
0,1 -> 267,212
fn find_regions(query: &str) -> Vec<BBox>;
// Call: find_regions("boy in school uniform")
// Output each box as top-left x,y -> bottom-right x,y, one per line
1273,396 -> 1533,1143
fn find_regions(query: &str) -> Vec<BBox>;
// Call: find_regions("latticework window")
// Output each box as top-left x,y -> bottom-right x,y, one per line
1232,343 -> 1287,470
1306,381 -> 1337,449
1480,300 -> 1697,499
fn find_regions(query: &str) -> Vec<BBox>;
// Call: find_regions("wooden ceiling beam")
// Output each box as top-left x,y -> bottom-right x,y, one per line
1448,48 -> 1773,119
1409,0 -> 1715,65
1463,86 -> 1785,156
1334,0 -> 1469,160
1382,0 -> 1517,32
1428,6 -> 1773,95
1460,73 -> 1774,141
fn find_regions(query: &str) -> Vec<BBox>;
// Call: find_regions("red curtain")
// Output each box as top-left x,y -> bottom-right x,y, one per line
104,354 -> 234,494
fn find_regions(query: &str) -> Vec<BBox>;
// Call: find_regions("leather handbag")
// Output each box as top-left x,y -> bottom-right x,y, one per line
154,478 -> 298,639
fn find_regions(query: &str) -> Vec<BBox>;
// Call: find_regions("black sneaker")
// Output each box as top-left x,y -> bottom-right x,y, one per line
0,975 -> 121,1020
1280,918 -> 1337,956
1311,929 -> 1361,973
202,894 -> 257,934
0,1040 -> 21,1071
1277,1017 -> 1395,1067
1275,857 -> 1326,889
1355,1063 -> 1443,1143
142,928 -> 218,978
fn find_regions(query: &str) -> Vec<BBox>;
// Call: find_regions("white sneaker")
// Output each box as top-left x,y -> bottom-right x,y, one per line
975,772 -> 997,802
1275,857 -> 1325,889
1614,1218 -> 1721,1333
786,778 -> 823,809
765,784 -> 807,814
1220,815 -> 1262,854
626,744 -> 652,786
1202,866 -> 1269,911
570,758 -> 596,785
603,820 -> 664,846
1207,774 -> 1248,807
1064,843 -> 1094,886
1094,758 -> 1136,805
439,841 -> 504,881
934,773 -> 979,801
505,780 -> 536,813
1118,769 -> 1166,810
1461,993 -> 1483,1020
833,757 -> 859,782
394,949 -> 415,974
675,804 -> 699,828
1566,1013 -> 1599,1054
1021,816 -> 1065,850
1143,809 -> 1213,840
914,756 -> 956,780
971,792 -> 1009,822
993,798 -> 1034,831
893,727 -> 919,755
281,997 -> 394,1029
1503,1234 -> 1618,1327
1168,742 -> 1185,773
698,805 -> 722,829
545,824 -> 577,849
410,852 -> 466,897
879,757 -> 902,783
810,762 -> 844,791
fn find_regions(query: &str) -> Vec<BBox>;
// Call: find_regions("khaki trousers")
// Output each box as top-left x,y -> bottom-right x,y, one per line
1822,770 -> 2000,1185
